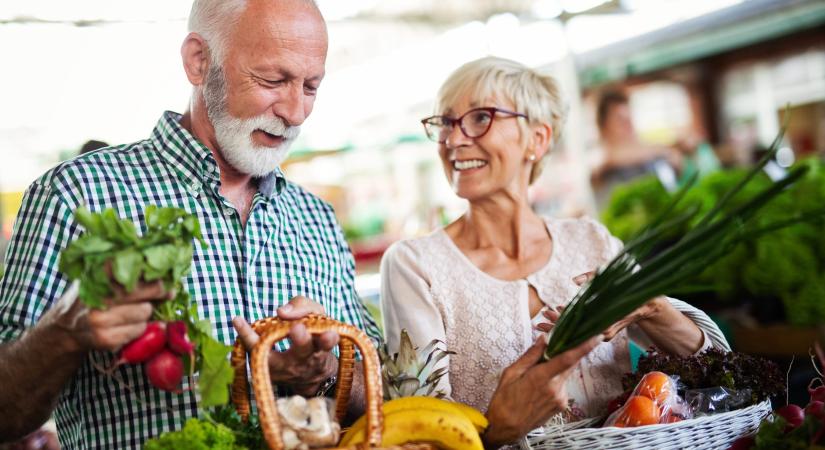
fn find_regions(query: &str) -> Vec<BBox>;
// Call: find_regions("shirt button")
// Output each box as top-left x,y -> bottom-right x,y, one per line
224,208 -> 235,217
188,181 -> 201,197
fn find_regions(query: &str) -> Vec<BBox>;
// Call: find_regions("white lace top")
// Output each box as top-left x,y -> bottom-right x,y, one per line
380,217 -> 720,417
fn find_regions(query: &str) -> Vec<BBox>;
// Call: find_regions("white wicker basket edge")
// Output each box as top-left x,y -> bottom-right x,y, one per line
519,399 -> 772,450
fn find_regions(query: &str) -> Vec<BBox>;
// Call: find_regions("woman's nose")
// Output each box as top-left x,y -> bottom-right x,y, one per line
444,123 -> 471,148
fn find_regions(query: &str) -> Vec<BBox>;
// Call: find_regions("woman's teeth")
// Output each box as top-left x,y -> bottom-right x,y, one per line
453,159 -> 488,171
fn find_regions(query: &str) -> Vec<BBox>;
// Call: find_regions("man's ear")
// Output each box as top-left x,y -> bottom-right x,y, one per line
181,32 -> 210,86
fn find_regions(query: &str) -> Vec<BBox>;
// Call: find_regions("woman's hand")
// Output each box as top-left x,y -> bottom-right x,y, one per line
554,271 -> 704,355
535,271 -> 665,340
482,335 -> 601,449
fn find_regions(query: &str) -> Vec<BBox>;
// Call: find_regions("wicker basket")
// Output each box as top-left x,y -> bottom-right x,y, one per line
230,315 -> 436,450
519,399 -> 771,450
520,302 -> 771,450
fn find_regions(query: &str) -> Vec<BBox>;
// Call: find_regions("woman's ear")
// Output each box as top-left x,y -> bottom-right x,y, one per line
181,32 -> 210,87
528,123 -> 553,161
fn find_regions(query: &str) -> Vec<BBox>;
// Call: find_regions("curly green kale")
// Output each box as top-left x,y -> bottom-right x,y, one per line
207,404 -> 266,450
143,418 -> 247,450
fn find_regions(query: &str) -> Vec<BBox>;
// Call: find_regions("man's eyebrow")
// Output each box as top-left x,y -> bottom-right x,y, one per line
252,67 -> 291,79
251,66 -> 324,83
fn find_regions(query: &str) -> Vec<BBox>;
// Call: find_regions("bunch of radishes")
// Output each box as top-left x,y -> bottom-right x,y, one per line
112,320 -> 195,392
729,383 -> 825,449
61,206 -> 233,407
729,344 -> 825,449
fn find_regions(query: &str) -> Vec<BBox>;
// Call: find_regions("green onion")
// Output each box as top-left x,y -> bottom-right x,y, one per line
544,126 -> 825,359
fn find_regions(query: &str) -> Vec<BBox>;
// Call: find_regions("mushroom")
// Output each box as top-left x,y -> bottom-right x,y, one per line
281,428 -> 306,450
297,398 -> 339,447
277,396 -> 340,448
278,396 -> 309,430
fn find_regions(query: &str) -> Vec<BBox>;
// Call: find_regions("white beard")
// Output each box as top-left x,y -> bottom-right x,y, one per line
203,63 -> 300,177
211,112 -> 300,177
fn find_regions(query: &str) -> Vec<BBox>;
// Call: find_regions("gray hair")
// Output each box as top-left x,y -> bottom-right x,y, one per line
187,0 -> 248,66
188,0 -> 320,66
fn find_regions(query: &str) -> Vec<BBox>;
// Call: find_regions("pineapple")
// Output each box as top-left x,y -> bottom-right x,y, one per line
379,329 -> 454,400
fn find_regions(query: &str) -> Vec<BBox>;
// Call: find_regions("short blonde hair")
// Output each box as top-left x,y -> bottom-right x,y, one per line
435,56 -> 567,183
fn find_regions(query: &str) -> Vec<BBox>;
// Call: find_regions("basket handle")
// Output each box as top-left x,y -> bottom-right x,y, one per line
231,317 -> 356,422
232,315 -> 384,450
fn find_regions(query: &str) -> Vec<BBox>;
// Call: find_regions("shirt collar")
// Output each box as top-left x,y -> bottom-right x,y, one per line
151,111 -> 286,199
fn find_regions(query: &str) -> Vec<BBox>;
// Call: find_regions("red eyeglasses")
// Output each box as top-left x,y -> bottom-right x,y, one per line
421,107 -> 528,144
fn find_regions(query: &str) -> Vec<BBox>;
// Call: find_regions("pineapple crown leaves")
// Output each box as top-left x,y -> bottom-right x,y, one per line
379,329 -> 455,400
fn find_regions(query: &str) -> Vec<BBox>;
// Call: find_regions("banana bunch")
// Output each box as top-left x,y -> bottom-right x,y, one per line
340,396 -> 487,449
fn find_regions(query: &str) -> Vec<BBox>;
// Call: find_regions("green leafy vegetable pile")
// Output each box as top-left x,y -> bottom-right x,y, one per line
142,406 -> 268,450
143,418 -> 248,450
544,127 -> 825,359
602,158 -> 825,326
622,348 -> 784,406
59,206 -> 234,407
208,405 -> 266,450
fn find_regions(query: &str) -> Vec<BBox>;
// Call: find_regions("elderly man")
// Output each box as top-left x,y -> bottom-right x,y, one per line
0,0 -> 379,448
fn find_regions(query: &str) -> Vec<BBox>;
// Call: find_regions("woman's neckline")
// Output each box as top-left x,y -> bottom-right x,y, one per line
437,217 -> 559,286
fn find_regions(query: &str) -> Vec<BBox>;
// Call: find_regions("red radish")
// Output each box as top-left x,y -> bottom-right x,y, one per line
167,321 -> 194,356
809,380 -> 825,403
776,404 -> 805,431
111,322 -> 166,371
809,401 -> 825,444
727,436 -> 754,450
806,401 -> 825,420
145,349 -> 184,392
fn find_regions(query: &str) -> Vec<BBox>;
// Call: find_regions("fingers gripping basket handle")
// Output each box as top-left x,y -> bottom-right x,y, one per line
231,315 -> 384,450
232,317 -> 354,422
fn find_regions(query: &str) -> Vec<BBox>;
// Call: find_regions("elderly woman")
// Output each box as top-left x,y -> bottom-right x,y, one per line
380,56 -> 727,447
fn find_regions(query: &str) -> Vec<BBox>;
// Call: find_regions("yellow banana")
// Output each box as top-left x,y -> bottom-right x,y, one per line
345,407 -> 483,450
449,401 -> 489,432
341,395 -> 487,445
339,418 -> 367,446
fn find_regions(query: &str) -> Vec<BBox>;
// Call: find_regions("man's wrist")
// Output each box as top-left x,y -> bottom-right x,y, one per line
314,375 -> 337,397
288,356 -> 339,397
39,310 -> 87,356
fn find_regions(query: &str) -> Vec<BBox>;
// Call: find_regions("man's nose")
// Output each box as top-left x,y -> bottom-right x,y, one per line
273,84 -> 309,127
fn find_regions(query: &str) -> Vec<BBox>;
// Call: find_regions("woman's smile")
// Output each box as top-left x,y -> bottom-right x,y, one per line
452,158 -> 489,173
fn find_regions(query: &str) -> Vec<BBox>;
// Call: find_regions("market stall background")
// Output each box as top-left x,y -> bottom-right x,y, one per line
1,0 -> 824,400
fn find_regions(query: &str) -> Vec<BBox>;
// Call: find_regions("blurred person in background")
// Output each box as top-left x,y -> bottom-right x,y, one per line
590,90 -> 684,210
77,140 -> 109,155
380,57 -> 727,448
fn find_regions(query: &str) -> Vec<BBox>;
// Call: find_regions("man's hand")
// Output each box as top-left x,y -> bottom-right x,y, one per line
482,335 -> 602,448
47,276 -> 172,355
232,296 -> 339,396
0,279 -> 171,440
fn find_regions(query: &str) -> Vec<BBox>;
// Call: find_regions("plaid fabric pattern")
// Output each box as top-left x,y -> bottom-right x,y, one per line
0,111 -> 382,449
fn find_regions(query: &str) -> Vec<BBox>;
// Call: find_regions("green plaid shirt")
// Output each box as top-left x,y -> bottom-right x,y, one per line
0,111 -> 381,449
